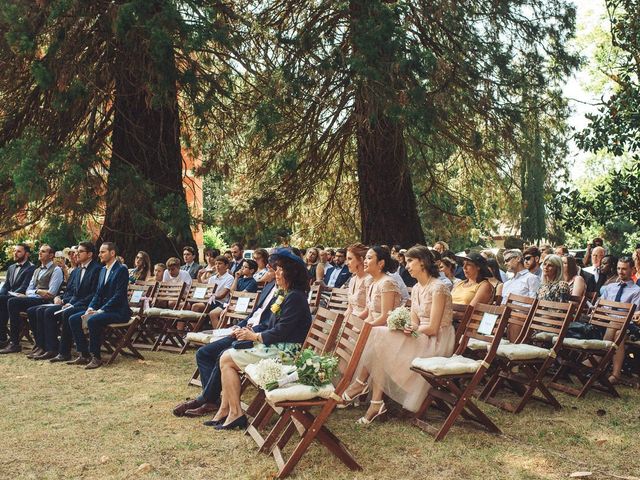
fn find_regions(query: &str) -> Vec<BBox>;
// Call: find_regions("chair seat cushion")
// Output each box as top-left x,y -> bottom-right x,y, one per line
130,307 -> 140,315
532,331 -> 555,342
496,343 -> 551,360
185,332 -> 213,344
144,307 -> 163,316
109,318 -> 136,329
555,337 -> 613,350
466,337 -> 510,351
411,355 -> 483,376
266,383 -> 337,403
176,310 -> 203,320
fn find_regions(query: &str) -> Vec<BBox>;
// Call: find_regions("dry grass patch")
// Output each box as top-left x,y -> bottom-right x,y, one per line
1,350 -> 639,479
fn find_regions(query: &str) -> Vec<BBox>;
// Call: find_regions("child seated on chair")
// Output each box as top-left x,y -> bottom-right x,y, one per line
190,256 -> 234,328
209,259 -> 260,328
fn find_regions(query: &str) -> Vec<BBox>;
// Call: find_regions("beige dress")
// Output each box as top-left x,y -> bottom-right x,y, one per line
347,274 -> 370,317
366,275 -> 402,320
359,278 -> 455,412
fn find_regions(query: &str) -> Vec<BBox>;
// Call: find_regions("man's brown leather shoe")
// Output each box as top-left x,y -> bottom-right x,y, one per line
50,354 -> 72,363
85,356 -> 103,370
34,351 -> 57,361
26,347 -> 44,359
184,402 -> 218,417
0,344 -> 22,354
66,355 -> 91,365
172,398 -> 204,417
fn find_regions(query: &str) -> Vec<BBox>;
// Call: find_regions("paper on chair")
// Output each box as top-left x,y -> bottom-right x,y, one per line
477,312 -> 499,336
235,297 -> 250,313
209,327 -> 235,341
130,290 -> 143,303
193,287 -> 207,299
53,304 -> 73,316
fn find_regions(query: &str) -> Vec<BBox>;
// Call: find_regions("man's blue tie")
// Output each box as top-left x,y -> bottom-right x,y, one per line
614,282 -> 627,302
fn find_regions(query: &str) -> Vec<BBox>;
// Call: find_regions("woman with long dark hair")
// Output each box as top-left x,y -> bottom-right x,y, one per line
450,253 -> 493,306
210,248 -> 312,430
344,243 -> 371,319
128,251 -> 151,283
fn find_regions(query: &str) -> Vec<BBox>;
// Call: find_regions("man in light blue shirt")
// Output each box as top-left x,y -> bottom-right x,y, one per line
600,257 -> 640,383
500,249 -> 541,302
0,245 -> 63,354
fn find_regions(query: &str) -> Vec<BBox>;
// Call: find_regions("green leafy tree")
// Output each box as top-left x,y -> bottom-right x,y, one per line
213,0 -> 578,246
0,0 -> 238,262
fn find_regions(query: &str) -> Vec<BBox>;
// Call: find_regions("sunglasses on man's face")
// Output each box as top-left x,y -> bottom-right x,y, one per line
524,256 -> 533,261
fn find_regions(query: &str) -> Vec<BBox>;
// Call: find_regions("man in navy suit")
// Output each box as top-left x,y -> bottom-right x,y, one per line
68,242 -> 131,370
322,248 -> 351,288
0,243 -> 36,348
173,268 -> 278,419
29,242 -> 102,361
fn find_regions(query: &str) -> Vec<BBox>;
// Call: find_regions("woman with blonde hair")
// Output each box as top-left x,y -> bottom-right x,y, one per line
538,254 -> 571,302
304,247 -> 324,284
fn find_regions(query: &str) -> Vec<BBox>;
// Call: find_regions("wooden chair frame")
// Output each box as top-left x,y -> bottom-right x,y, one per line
549,298 -> 636,398
215,291 -> 260,329
154,283 -> 217,353
245,307 -> 345,447
480,299 -> 577,413
452,303 -> 474,346
411,303 -> 511,440
325,288 -> 350,313
102,282 -> 156,365
249,314 -> 371,478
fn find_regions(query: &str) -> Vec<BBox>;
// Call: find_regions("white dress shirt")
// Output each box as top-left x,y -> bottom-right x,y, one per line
501,269 -> 541,303
207,272 -> 234,304
26,261 -> 64,297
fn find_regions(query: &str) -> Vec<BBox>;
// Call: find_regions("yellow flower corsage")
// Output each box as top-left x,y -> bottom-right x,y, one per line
271,289 -> 286,315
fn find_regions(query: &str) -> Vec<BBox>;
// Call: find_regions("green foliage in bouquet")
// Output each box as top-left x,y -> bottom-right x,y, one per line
294,348 -> 339,390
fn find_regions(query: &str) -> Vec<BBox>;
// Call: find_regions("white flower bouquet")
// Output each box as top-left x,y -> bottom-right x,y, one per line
387,306 -> 417,337
252,358 -> 288,390
255,348 -> 339,391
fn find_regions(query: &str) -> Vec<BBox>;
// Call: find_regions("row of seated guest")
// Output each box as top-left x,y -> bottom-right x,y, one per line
0,244 -> 64,353
0,242 -> 131,370
342,245 -> 455,424
173,248 -> 311,429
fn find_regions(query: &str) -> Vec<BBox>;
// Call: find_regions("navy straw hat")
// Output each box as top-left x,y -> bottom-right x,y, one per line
269,247 -> 305,266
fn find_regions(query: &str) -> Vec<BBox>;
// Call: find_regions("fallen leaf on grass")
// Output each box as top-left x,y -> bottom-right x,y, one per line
136,463 -> 154,474
569,472 -> 592,478
100,455 -> 110,464
595,439 -> 607,446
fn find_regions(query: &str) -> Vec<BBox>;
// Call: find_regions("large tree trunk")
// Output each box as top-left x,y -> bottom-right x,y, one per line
98,20 -> 195,265
355,99 -> 426,246
351,0 -> 425,246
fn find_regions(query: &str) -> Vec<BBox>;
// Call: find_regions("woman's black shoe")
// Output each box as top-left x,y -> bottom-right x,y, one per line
203,416 -> 227,427
214,415 -> 248,430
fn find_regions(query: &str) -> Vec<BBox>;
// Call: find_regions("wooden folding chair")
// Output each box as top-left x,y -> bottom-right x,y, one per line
503,294 -> 537,342
247,314 -> 372,478
102,282 -> 155,365
307,283 -> 323,315
549,298 -> 636,398
245,307 -> 345,445
132,282 -> 187,351
154,283 -> 217,353
326,288 -> 350,313
215,291 -> 259,329
410,303 -> 511,440
452,303 -> 474,345
480,299 -> 576,413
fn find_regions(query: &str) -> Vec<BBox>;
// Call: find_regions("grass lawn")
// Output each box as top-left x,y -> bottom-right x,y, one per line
1,349 -> 639,480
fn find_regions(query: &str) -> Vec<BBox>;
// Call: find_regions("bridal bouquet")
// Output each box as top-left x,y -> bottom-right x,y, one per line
252,358 -> 288,390
387,307 -> 417,337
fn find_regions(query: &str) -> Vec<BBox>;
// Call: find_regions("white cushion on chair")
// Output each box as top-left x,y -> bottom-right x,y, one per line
144,307 -> 163,316
130,307 -> 140,315
411,355 -> 483,375
265,383 -> 336,403
554,337 -> 613,350
496,343 -> 551,360
532,331 -> 555,342
176,310 -> 203,320
185,332 -> 213,344
466,337 -> 510,351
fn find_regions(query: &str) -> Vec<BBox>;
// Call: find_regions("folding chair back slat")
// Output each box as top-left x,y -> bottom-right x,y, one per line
457,303 -> 509,352
452,303 -> 473,345
503,294 -> 537,342
218,291 -> 259,327
153,282 -> 188,305
302,307 -> 344,355
307,284 -> 323,313
326,289 -> 350,313
182,283 -> 217,308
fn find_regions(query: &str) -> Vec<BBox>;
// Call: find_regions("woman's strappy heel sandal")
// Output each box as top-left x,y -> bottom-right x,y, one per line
339,378 -> 370,408
356,400 -> 387,425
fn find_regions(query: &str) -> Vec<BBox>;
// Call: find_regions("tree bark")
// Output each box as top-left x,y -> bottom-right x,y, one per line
98,28 -> 195,265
